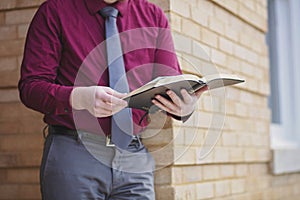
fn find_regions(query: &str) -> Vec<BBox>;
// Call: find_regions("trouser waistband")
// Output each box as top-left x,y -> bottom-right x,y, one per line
46,125 -> 141,148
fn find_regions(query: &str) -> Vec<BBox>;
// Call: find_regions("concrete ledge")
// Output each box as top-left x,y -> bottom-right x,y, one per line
272,147 -> 300,174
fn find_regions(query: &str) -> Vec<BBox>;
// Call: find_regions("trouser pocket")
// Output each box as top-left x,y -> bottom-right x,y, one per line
40,134 -> 55,195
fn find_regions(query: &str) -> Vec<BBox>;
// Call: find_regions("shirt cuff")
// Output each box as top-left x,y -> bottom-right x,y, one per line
53,86 -> 74,115
168,112 -> 193,122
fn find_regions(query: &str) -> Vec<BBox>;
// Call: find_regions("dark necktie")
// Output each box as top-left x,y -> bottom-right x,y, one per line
100,7 -> 133,149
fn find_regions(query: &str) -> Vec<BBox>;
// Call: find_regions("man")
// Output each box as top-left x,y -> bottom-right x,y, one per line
18,0 -> 205,199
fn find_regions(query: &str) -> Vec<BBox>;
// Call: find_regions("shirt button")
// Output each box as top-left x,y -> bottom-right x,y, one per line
64,108 -> 69,113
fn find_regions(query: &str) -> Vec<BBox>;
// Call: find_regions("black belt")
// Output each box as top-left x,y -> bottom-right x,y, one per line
47,125 -> 140,147
48,125 -> 78,137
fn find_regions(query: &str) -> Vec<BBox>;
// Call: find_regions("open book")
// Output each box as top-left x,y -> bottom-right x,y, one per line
123,73 -> 245,111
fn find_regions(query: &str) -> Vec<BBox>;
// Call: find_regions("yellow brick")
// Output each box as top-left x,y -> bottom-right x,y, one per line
215,180 -> 231,197
214,147 -> 230,163
213,0 -> 238,14
15,0 -> 45,8
181,166 -> 202,183
233,164 -> 249,178
0,56 -> 18,72
238,5 -> 252,25
188,111 -> 211,129
237,134 -> 253,147
170,0 -> 190,18
141,128 -> 174,147
17,24 -> 29,39
173,32 -> 192,54
235,102 -> 248,117
201,28 -> 218,48
184,127 -> 204,146
197,0 -> 214,16
5,8 -> 37,25
155,186 -> 175,200
256,149 -> 270,162
214,6 -> 231,26
240,61 -> 255,77
0,39 -> 24,56
174,184 -> 197,200
169,13 -> 181,32
244,148 -> 258,162
231,179 -> 246,194
191,6 -> 209,27
219,37 -> 234,55
222,132 -> 237,146
208,16 -> 225,35
233,44 -> 248,61
248,164 -> 267,175
172,167 -> 182,184
0,134 -> 43,152
149,144 -> 174,167
293,184 -> 300,195
192,40 -> 211,62
0,0 -> 17,10
203,165 -> 219,181
0,184 -> 41,200
182,19 -> 201,40
220,165 -> 234,178
211,48 -> 227,67
229,147 -> 244,162
154,167 -> 172,185
202,95 -> 213,112
196,182 -> 214,199
0,89 -> 19,103
174,146 -> 196,165
245,50 -> 259,66
239,32 -> 257,50
244,0 -> 255,11
0,26 -> 17,40
172,127 -> 185,146
226,56 -> 241,73
5,168 -> 39,184
224,25 -> 239,42
197,147 -> 214,164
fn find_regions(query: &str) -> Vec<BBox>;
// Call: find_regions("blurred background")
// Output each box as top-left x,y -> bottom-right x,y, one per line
0,0 -> 299,199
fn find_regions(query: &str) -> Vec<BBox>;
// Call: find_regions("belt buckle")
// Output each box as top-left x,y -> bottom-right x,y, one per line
106,135 -> 115,147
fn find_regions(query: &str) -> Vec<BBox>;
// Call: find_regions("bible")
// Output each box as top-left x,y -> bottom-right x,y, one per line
123,73 -> 245,111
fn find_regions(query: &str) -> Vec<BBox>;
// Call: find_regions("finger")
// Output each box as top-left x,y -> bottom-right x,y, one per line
180,89 -> 194,104
166,90 -> 182,106
97,92 -> 128,107
155,95 -> 178,111
92,104 -> 113,117
103,87 -> 128,98
94,100 -> 113,113
195,85 -> 208,98
152,99 -> 172,113
95,109 -> 112,117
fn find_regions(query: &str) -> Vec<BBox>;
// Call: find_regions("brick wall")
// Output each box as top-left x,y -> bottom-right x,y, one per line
0,0 -> 300,200
0,1 -> 45,199
147,0 -> 300,199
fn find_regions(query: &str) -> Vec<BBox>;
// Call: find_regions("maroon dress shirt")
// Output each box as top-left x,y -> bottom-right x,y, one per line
19,0 -> 182,136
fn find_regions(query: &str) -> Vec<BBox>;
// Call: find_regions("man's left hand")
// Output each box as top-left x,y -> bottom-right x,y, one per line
152,86 -> 208,117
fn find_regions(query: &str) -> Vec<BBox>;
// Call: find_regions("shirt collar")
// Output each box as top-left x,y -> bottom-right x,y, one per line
85,0 -> 128,17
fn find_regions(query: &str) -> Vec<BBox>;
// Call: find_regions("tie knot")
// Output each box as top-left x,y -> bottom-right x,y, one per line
100,6 -> 119,18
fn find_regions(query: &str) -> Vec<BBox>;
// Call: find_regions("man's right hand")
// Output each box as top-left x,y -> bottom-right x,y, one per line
70,86 -> 128,118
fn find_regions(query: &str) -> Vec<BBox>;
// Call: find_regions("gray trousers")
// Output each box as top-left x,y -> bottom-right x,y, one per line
40,130 -> 155,200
